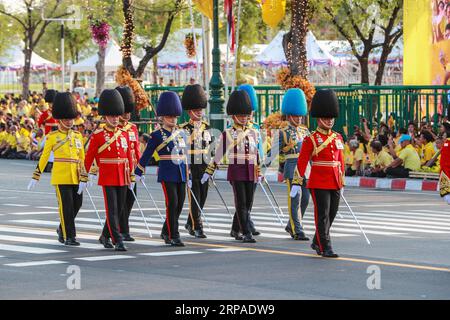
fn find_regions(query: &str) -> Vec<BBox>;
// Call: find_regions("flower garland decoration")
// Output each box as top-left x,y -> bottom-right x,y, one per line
276,67 -> 316,108
263,112 -> 288,132
116,66 -> 152,112
90,20 -> 111,49
184,33 -> 198,58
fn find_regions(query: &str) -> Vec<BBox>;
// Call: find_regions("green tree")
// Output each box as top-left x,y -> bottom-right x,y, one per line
0,0 -> 74,99
318,0 -> 403,85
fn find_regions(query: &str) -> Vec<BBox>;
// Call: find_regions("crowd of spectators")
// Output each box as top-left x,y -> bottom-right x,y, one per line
344,114 -> 450,178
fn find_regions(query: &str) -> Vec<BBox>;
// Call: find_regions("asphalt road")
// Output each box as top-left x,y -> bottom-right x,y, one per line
0,159 -> 449,300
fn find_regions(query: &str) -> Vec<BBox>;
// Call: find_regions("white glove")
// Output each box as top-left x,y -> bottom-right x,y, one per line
27,179 -> 38,190
129,182 -> 136,190
290,185 -> 301,198
77,182 -> 87,195
187,180 -> 192,189
201,173 -> 210,185
341,187 -> 344,196
444,194 -> 450,205
135,175 -> 145,183
87,174 -> 97,188
257,176 -> 264,183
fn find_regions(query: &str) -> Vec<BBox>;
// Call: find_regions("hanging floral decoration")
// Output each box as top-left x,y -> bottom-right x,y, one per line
276,67 -> 316,108
263,112 -> 288,132
90,20 -> 111,49
184,33 -> 199,58
116,66 -> 152,112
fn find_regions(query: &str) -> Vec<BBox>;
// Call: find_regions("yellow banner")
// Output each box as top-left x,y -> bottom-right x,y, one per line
193,0 -> 213,20
404,0 -> 450,86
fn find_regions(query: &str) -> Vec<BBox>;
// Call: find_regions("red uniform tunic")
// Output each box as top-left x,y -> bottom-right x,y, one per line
118,122 -> 140,168
37,110 -> 58,135
296,127 -> 345,190
440,138 -> 450,197
84,127 -> 135,186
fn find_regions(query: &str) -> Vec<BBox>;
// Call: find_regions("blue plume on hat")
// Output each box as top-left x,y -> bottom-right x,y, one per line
157,91 -> 182,116
281,88 -> 307,116
238,84 -> 258,112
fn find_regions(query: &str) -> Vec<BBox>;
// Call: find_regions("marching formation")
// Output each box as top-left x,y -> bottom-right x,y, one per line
25,83 -> 450,258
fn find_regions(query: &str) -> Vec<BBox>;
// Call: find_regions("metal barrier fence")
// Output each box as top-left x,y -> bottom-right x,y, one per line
141,84 -> 450,137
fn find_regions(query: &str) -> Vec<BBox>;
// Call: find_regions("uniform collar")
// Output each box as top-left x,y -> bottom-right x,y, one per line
316,127 -> 331,135
233,123 -> 247,131
189,119 -> 202,127
104,125 -> 116,132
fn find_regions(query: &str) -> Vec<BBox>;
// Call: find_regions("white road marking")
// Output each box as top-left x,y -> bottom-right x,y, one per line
139,251 -> 202,257
0,243 -> 67,254
4,260 -> 67,267
206,248 -> 250,252
75,255 -> 135,261
0,234 -> 101,249
2,204 -> 29,207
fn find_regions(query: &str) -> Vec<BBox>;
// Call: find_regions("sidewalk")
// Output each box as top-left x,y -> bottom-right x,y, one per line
145,166 -> 439,192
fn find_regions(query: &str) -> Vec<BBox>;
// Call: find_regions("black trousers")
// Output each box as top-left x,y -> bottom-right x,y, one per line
55,185 -> 83,240
161,182 -> 186,240
230,181 -> 256,236
386,166 -> 410,178
101,186 -> 127,244
310,189 -> 341,252
119,184 -> 136,235
231,183 -> 257,234
186,178 -> 209,230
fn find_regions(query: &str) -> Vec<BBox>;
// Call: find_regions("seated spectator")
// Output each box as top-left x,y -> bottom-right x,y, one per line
384,134 -> 421,178
369,140 -> 393,177
0,124 -> 18,158
419,130 -> 436,165
346,139 -> 363,176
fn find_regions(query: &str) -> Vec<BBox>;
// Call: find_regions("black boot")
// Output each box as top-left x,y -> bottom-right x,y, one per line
56,227 -> 64,244
99,235 -> 113,249
170,238 -> 185,247
243,233 -> 256,243
251,230 -> 261,236
311,243 -> 322,256
161,233 -> 171,244
194,229 -> 207,238
185,224 -> 195,236
122,233 -> 135,242
322,248 -> 339,258
115,241 -> 127,252
64,238 -> 80,246
293,231 -> 310,241
230,230 -> 243,240
285,226 -> 294,238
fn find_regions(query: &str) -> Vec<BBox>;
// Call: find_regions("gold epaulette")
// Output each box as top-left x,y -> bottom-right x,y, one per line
179,122 -> 189,128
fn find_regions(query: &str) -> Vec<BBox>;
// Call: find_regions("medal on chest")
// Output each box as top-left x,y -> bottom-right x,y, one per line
316,134 -> 323,145
120,137 -> 128,149
128,131 -> 136,141
75,139 -> 82,149
335,139 -> 344,150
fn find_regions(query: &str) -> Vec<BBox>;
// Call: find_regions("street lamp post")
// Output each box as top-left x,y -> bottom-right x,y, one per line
208,0 -> 225,131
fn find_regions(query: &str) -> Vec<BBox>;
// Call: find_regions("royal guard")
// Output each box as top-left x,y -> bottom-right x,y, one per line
179,84 -> 211,238
28,92 -> 88,246
116,86 -> 141,242
291,89 -> 344,258
440,121 -> 450,204
233,84 -> 261,236
38,89 -> 59,135
83,89 -> 135,252
135,91 -> 187,247
279,88 -> 310,241
201,90 -> 262,243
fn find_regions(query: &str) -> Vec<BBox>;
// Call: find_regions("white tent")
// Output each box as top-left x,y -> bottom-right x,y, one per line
256,31 -> 343,67
70,40 -> 140,73
0,45 -> 59,70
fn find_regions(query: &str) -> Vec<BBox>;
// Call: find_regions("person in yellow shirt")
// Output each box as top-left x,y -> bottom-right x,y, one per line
419,131 -> 436,165
369,140 -> 393,177
0,124 -> 18,158
384,134 -> 421,178
27,92 -> 88,246
0,123 -> 6,145
346,139 -> 363,176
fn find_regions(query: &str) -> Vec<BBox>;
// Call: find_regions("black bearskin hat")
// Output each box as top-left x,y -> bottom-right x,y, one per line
182,84 -> 207,110
226,90 -> 252,116
52,92 -> 78,120
44,89 -> 57,104
115,86 -> 135,113
310,89 -> 339,118
98,89 -> 125,116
